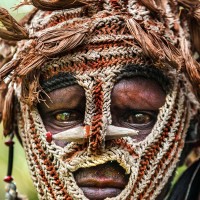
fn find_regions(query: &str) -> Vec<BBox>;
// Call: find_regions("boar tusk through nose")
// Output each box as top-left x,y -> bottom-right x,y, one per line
52,125 -> 138,143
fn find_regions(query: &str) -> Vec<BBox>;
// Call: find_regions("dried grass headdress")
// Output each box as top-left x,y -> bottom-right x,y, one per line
0,0 -> 200,199
1,0 -> 199,136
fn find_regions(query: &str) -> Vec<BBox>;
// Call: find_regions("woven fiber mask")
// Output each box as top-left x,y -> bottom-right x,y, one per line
0,0 -> 200,199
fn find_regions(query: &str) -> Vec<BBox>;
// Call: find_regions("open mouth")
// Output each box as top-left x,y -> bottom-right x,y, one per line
73,161 -> 130,200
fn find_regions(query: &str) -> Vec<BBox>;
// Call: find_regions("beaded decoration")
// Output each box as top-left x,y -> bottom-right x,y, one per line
0,0 -> 200,199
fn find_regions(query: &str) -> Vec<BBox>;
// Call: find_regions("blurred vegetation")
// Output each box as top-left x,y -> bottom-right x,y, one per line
0,0 -> 33,20
0,0 -> 189,199
0,126 -> 38,199
0,1 -> 37,200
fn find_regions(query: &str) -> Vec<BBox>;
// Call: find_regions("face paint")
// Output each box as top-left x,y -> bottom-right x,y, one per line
0,0 -> 200,199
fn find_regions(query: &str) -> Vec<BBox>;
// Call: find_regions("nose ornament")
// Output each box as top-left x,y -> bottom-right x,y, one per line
52,125 -> 138,143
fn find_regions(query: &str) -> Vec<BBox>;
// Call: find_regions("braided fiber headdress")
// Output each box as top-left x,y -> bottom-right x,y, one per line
0,0 -> 200,199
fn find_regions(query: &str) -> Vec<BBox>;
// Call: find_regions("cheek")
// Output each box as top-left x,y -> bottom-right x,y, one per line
43,122 -> 56,133
54,140 -> 68,148
131,129 -> 153,141
111,115 -> 155,141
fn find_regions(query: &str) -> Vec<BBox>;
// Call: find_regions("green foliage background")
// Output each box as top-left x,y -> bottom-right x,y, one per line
0,1 -> 187,199
0,1 -> 37,199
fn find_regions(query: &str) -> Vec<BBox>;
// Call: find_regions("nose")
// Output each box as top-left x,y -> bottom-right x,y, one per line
52,125 -> 138,143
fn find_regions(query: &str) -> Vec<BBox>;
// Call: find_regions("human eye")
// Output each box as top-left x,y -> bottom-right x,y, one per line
42,109 -> 84,133
53,110 -> 83,126
55,111 -> 79,123
121,111 -> 157,130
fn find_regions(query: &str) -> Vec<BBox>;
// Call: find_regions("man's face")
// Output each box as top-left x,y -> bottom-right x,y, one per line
38,76 -> 166,199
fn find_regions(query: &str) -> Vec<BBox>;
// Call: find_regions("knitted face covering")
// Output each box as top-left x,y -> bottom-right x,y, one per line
1,0 -> 200,199
18,65 -> 197,200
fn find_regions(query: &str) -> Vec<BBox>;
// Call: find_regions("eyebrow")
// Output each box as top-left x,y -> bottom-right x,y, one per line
116,64 -> 170,92
40,72 -> 77,93
40,64 -> 170,93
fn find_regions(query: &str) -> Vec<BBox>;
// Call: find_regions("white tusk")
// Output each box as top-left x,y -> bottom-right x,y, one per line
52,125 -> 138,142
107,125 -> 138,139
52,126 -> 84,142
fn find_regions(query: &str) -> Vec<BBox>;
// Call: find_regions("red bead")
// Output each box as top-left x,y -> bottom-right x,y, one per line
46,132 -> 52,143
3,176 -> 13,183
85,125 -> 91,137
4,140 -> 15,146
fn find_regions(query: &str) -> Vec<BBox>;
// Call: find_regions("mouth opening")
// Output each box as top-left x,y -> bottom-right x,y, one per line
73,161 -> 130,200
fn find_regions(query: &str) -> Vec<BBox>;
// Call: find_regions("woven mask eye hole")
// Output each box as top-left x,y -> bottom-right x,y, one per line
126,113 -> 151,124
31,0 -> 87,10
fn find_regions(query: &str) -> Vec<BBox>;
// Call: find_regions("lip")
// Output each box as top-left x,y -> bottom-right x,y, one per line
73,161 -> 129,199
80,187 -> 122,200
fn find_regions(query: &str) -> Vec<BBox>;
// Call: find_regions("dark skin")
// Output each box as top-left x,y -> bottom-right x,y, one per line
38,76 -> 166,199
39,76 -> 166,141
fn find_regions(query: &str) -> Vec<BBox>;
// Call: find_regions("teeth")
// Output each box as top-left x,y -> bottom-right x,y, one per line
52,125 -> 138,143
